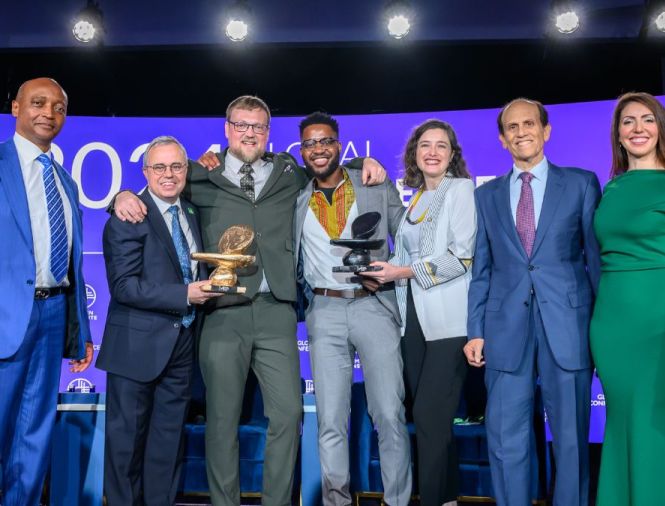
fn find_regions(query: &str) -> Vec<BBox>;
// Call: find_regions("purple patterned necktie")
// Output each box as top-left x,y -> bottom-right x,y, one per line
516,171 -> 536,257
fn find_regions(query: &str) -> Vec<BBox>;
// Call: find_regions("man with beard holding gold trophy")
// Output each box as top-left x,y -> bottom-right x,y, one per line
112,96 -> 386,506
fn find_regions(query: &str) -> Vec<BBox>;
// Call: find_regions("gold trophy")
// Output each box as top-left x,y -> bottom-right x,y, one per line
191,225 -> 256,293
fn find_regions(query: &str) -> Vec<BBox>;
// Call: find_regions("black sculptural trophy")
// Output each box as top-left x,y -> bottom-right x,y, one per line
331,212 -> 384,273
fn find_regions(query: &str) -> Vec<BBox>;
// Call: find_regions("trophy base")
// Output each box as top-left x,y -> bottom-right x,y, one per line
202,285 -> 247,294
332,265 -> 383,273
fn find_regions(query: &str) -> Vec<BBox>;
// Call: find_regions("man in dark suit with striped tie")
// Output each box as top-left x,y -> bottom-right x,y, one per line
97,136 -> 220,505
0,77 -> 94,506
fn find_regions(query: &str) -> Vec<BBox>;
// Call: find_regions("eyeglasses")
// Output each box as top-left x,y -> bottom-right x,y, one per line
301,137 -> 339,150
227,120 -> 269,134
145,162 -> 187,175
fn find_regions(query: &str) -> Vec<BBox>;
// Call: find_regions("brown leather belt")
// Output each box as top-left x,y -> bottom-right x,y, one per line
313,287 -> 371,299
35,287 -> 66,300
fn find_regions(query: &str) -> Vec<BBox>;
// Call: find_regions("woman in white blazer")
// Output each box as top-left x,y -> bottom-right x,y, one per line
361,119 -> 477,506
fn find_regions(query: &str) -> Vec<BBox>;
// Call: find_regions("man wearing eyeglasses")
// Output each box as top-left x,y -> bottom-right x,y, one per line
112,96 -> 385,506
294,112 -> 411,506
97,136 -> 221,505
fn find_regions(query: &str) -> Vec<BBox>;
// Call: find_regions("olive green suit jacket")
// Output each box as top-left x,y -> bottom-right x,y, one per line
184,149 -> 308,308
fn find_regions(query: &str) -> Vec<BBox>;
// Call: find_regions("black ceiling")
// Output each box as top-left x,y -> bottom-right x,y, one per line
1,1 -> 664,116
1,0 -> 662,47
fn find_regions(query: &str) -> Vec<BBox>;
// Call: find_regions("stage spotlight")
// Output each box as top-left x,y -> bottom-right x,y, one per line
656,11 -> 665,32
384,0 -> 413,40
226,19 -> 249,42
387,15 -> 411,39
72,0 -> 104,44
555,10 -> 580,34
224,0 -> 251,42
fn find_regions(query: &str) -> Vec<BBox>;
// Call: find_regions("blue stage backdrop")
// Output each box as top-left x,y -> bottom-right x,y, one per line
2,96 -> 640,443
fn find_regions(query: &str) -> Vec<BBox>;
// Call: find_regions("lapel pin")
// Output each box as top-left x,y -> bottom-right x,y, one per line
187,207 -> 195,215
284,165 -> 294,174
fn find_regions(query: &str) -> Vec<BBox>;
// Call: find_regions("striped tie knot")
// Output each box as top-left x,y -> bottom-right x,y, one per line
37,153 -> 52,168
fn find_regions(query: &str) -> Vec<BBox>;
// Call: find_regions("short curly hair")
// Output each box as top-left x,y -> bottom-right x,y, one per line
299,111 -> 339,137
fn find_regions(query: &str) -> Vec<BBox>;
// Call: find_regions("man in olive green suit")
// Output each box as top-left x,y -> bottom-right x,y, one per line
114,95 -> 384,506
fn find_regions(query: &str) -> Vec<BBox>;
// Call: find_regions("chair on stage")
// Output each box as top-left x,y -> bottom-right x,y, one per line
178,370 -> 267,501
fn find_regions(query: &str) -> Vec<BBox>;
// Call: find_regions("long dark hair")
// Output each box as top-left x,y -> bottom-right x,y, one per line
610,92 -> 665,178
402,119 -> 471,189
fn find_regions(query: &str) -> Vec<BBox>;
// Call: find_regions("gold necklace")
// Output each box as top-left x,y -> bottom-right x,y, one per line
405,187 -> 428,225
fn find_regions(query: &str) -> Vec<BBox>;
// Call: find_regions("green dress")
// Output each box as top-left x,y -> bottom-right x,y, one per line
590,169 -> 665,506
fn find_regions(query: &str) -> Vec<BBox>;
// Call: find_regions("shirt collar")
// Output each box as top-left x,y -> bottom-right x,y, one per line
14,132 -> 52,170
511,156 -> 549,184
225,150 -> 268,175
313,167 -> 349,192
148,188 -> 182,216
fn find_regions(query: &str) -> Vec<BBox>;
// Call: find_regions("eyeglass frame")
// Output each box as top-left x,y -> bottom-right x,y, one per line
300,137 -> 340,150
144,162 -> 188,175
227,120 -> 270,134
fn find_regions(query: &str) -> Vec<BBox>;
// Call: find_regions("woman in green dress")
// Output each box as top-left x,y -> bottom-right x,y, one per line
590,92 -> 665,505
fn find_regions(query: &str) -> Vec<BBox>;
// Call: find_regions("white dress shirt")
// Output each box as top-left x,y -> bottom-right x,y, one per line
14,133 -> 73,288
301,201 -> 360,290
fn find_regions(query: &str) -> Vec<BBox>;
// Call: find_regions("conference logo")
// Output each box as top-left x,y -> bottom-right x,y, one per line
297,339 -> 309,352
305,380 -> 315,394
591,393 -> 606,407
85,284 -> 98,321
86,284 -> 96,308
67,378 -> 95,393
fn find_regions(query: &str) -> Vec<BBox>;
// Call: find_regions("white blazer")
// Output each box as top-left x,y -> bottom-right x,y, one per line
392,176 -> 477,340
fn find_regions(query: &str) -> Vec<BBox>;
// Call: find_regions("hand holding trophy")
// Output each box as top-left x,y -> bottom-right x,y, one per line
191,225 -> 256,293
331,212 -> 385,274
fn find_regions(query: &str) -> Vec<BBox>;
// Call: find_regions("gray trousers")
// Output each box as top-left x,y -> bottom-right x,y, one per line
199,294 -> 302,506
306,294 -> 412,506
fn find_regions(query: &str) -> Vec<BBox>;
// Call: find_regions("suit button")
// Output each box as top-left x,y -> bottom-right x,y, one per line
174,322 -> 180,328
524,301 -> 529,307
528,265 -> 535,271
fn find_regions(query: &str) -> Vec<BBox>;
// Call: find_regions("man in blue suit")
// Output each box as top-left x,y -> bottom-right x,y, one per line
0,77 -> 93,505
97,136 -> 220,505
465,98 -> 601,506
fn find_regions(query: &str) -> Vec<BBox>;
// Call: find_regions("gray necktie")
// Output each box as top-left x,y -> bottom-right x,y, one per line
239,163 -> 255,202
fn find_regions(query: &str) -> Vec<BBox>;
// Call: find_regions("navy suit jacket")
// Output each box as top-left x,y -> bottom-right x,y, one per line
467,162 -> 601,372
0,138 -> 90,360
97,190 -> 205,382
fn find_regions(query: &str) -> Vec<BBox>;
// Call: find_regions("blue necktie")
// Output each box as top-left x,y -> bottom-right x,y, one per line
38,154 -> 68,284
168,205 -> 195,328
